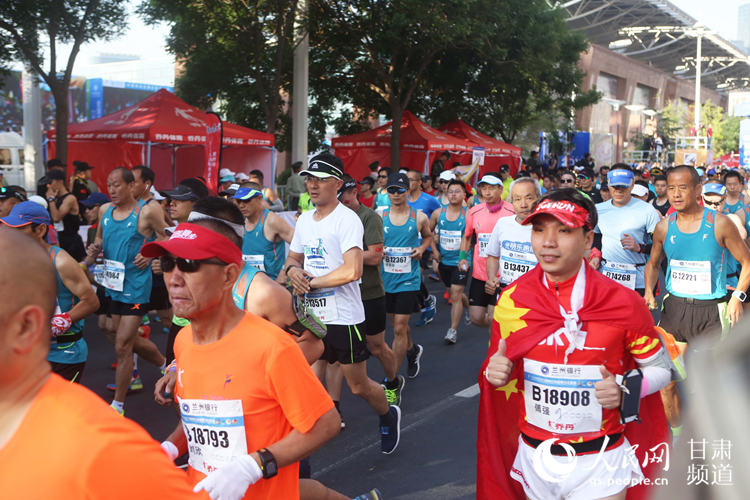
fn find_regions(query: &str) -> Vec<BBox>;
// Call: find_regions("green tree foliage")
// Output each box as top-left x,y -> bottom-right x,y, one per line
0,0 -> 127,162
309,0 -> 477,168
420,0 -> 599,144
140,0 -> 298,143
715,116 -> 741,156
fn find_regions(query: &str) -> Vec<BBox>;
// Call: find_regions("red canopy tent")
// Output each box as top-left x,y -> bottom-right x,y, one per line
47,89 -> 276,191
438,120 -> 522,176
331,111 -> 477,180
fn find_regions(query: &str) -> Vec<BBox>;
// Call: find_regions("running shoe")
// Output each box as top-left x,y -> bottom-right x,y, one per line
110,361 -> 118,370
383,375 -> 406,407
110,403 -> 124,416
444,328 -> 457,344
353,488 -> 384,500
416,295 -> 437,326
464,311 -> 471,326
138,324 -> 151,339
380,406 -> 401,454
428,272 -> 441,282
407,344 -> 423,378
106,374 -> 143,393
443,289 -> 450,301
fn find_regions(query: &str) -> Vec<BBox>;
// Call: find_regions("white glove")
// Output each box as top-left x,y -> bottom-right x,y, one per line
50,313 -> 72,337
160,441 -> 179,461
193,454 -> 263,500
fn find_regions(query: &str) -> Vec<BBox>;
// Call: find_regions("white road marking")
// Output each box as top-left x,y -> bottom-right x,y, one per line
454,383 -> 479,398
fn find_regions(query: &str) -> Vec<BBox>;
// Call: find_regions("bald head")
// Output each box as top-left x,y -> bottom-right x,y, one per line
0,226 -> 56,327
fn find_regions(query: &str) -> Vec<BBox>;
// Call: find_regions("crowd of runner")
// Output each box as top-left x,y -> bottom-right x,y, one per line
0,151 -> 745,499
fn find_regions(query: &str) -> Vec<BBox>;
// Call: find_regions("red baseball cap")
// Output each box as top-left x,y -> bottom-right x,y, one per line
521,199 -> 591,229
140,222 -> 242,266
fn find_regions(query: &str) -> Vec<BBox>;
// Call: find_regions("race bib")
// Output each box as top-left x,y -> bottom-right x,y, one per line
670,259 -> 711,296
302,289 -> 338,322
477,233 -> 491,258
601,261 -> 637,290
439,230 -> 462,252
242,254 -> 265,272
383,247 -> 412,274
94,259 -> 125,292
178,397 -> 248,475
500,241 -> 536,284
523,359 -> 602,434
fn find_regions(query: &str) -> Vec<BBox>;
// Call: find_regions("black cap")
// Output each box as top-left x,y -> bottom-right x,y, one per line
387,172 -> 409,190
337,178 -> 357,199
46,158 -> 65,169
499,164 -> 510,172
163,184 -> 200,201
46,169 -> 67,181
578,167 -> 595,179
73,161 -> 93,172
368,161 -> 380,171
0,185 -> 27,202
302,152 -> 345,180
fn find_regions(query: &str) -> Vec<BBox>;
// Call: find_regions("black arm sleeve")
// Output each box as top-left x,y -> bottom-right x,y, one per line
593,232 -> 602,251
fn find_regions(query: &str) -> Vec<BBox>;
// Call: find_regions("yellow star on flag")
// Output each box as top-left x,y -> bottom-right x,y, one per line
570,437 -> 584,443
494,285 -> 530,340
495,377 -> 519,400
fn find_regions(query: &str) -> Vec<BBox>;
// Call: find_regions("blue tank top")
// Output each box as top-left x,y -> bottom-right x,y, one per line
48,246 -> 87,365
375,189 -> 390,210
437,206 -> 468,266
725,254 -> 740,289
724,194 -> 744,214
382,209 -> 421,293
101,200 -> 152,304
232,265 -> 261,309
664,209 -> 727,300
241,209 -> 284,280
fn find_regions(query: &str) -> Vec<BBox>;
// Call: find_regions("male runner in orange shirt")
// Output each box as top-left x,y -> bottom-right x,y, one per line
0,226 -> 206,499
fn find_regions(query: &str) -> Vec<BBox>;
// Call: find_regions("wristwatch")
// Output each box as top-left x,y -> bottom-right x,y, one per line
257,448 -> 278,479
731,290 -> 747,302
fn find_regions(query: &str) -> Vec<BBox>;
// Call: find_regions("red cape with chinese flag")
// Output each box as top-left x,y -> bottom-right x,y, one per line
477,262 -> 669,500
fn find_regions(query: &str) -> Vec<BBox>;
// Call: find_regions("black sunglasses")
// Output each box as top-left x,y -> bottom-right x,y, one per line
378,174 -> 388,179
160,255 -> 228,273
387,187 -> 407,194
560,178 -> 575,183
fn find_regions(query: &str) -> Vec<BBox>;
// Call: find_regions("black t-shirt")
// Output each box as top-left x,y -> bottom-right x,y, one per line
651,198 -> 671,217
581,188 -> 602,204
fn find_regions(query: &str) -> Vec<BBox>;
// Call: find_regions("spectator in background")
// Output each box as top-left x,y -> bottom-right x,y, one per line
368,161 -> 380,182
358,177 -> 375,208
430,151 -> 450,179
286,161 -> 306,211
218,169 -> 236,194
526,151 -> 540,170
575,152 -> 595,170
37,158 -> 65,198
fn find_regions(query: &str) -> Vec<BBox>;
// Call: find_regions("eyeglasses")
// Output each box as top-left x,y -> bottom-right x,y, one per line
560,178 -> 575,184
438,180 -> 449,184
160,255 -> 228,273
304,176 -> 336,184
702,198 -> 723,208
387,187 -> 407,194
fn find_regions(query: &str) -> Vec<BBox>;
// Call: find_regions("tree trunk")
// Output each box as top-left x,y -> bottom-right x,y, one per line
51,82 -> 69,166
390,103 -> 402,170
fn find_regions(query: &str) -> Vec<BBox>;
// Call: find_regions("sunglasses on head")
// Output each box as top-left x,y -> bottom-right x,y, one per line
159,255 -> 228,273
387,187 -> 407,194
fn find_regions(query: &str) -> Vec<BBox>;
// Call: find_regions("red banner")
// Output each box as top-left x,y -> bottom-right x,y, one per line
204,112 -> 223,194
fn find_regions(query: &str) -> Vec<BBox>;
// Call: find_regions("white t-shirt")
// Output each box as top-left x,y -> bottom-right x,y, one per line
595,198 -> 661,289
290,202 -> 365,325
487,215 -> 536,285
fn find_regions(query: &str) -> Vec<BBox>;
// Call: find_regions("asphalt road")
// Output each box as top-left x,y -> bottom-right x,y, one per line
77,278 -> 487,499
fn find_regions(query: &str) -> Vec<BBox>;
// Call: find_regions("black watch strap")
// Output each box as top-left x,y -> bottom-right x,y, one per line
257,448 -> 278,479
285,264 -> 298,275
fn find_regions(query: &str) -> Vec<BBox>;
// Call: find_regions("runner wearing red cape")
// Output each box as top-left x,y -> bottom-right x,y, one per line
477,189 -> 671,500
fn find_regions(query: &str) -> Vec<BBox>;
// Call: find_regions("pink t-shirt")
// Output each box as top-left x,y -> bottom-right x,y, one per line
464,201 -> 515,281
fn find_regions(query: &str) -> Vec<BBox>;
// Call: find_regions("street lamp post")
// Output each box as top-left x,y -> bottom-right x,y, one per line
694,25 -> 704,149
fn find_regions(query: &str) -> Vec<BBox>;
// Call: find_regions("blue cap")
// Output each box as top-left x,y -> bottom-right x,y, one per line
220,174 -> 236,183
80,192 -> 110,208
0,201 -> 51,227
232,187 -> 263,201
702,182 -> 727,196
707,168 -> 716,175
607,169 -> 634,187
